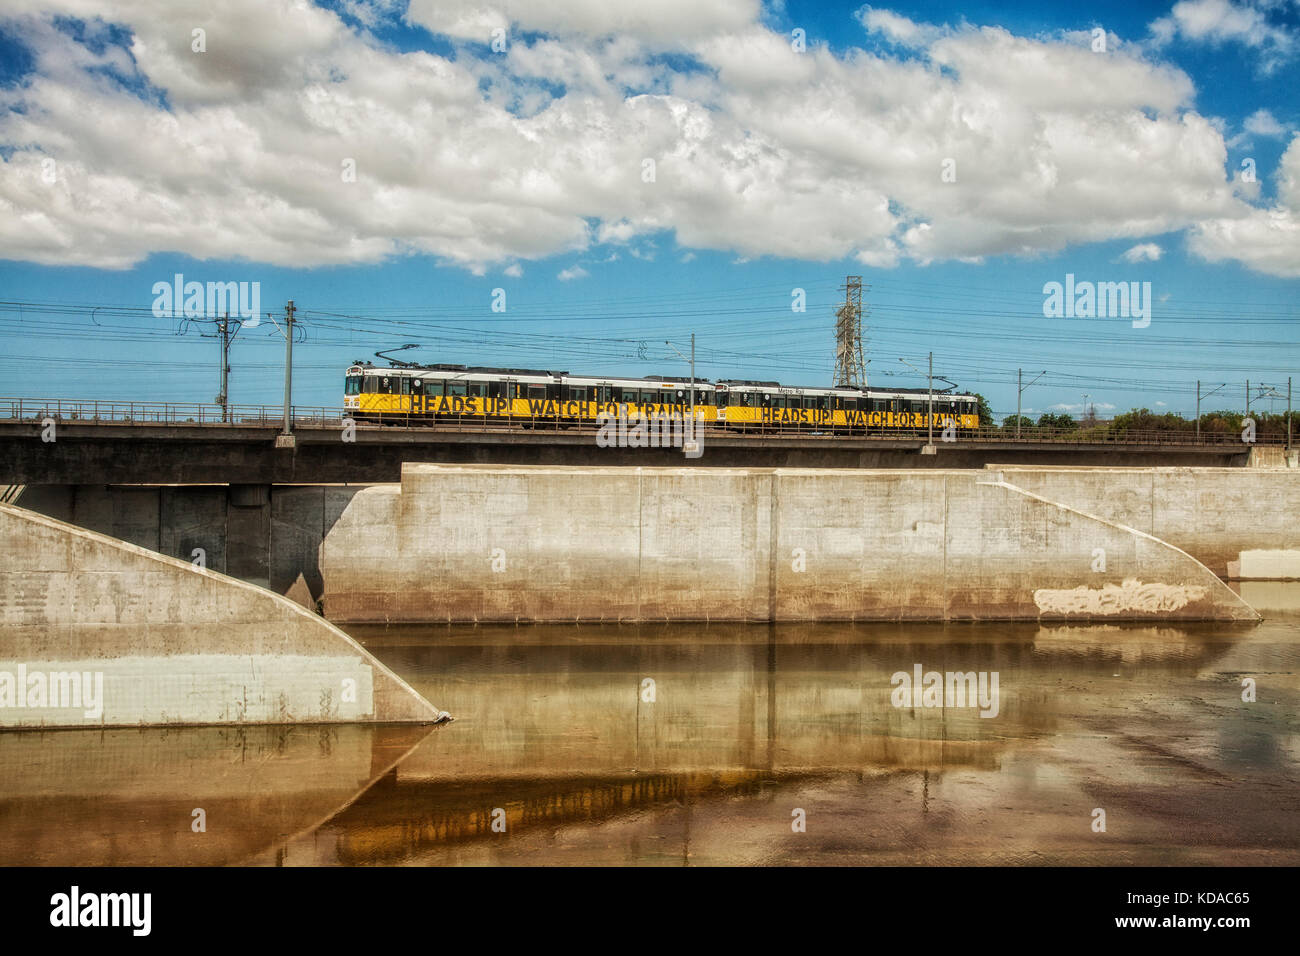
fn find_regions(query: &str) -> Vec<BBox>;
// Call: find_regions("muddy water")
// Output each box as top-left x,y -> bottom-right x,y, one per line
1,587 -> 1297,866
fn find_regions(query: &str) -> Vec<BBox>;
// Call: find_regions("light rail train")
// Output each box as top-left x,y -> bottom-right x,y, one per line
343,362 -> 981,432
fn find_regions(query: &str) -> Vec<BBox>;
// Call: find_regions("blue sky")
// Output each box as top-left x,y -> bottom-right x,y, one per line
1,0 -> 1297,419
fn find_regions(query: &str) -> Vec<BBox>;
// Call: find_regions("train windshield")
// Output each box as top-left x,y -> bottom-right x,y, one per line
345,375 -> 362,395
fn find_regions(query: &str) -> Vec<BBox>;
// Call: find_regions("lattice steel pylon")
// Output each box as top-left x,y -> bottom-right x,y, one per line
833,275 -> 867,388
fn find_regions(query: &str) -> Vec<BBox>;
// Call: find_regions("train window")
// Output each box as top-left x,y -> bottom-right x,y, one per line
345,375 -> 362,395
486,381 -> 504,399
467,382 -> 484,397
526,384 -> 546,399
398,378 -> 410,395
694,390 -> 710,406
446,382 -> 467,397
363,375 -> 378,393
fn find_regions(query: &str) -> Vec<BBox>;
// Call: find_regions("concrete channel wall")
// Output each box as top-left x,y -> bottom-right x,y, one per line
0,502 -> 446,730
319,464 -> 1257,624
991,467 -> 1300,580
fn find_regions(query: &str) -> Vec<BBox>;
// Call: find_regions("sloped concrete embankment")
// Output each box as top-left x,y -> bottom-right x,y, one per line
320,464 -> 1257,624
990,467 -> 1300,580
0,502 -> 446,729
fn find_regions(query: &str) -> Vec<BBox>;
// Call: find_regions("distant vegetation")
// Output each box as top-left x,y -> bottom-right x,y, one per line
999,407 -> 1299,441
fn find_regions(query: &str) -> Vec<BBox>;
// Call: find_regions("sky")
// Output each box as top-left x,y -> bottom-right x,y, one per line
0,0 -> 1297,420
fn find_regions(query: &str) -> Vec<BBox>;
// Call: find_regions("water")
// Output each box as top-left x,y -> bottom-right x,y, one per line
2,585 -> 1297,866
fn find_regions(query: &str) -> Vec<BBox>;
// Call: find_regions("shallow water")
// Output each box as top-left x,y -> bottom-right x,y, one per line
2,592 -> 1297,866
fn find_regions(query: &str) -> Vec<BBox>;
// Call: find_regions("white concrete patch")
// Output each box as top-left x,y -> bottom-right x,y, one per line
1033,579 -> 1209,615
0,655 -> 375,729
1237,549 -> 1300,580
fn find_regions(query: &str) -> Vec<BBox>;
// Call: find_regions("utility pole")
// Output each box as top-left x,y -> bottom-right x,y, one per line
1017,369 -> 1046,439
1246,379 -> 1250,416
1197,381 -> 1226,441
928,351 -> 934,446
216,312 -> 231,423
833,276 -> 867,388
898,354 -> 935,448
280,300 -> 296,443
1288,376 -> 1292,453
664,333 -> 697,421
690,332 -> 696,424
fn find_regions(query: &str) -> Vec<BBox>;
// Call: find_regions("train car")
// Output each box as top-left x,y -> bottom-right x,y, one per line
345,362 -> 717,425
344,362 -> 981,432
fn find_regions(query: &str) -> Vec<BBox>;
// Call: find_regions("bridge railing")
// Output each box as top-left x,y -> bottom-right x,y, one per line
0,398 -> 1285,446
0,398 -> 344,427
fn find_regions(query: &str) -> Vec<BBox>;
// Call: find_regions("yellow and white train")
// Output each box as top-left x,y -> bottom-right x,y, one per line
343,362 -> 981,432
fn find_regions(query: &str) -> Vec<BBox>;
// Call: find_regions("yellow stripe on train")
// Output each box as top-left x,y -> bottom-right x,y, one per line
356,393 -> 977,430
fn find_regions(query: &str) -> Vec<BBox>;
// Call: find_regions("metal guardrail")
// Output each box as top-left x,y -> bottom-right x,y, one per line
0,398 -> 343,427
0,397 -> 1285,446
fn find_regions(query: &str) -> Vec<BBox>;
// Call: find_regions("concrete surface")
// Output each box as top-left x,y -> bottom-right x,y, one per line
318,464 -> 1257,623
990,467 -> 1300,579
0,502 -> 447,729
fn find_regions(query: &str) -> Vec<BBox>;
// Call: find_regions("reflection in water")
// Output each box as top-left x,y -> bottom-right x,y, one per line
2,613 -> 1297,866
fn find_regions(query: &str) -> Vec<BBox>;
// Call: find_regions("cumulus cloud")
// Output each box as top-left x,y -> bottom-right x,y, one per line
403,0 -> 759,45
1149,0 -> 1296,69
1189,132 -> 1300,276
0,0 -> 1294,278
557,265 -> 588,280
1243,107 -> 1286,136
1122,242 -> 1164,262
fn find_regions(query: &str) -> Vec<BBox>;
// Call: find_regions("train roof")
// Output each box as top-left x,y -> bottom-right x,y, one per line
347,363 -> 976,398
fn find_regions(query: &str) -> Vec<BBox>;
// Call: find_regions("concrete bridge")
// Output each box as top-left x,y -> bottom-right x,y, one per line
0,397 -> 1269,484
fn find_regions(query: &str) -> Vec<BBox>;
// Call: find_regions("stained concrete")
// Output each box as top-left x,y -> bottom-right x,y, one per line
0,502 -> 447,729
990,467 -> 1300,579
319,464 -> 1257,624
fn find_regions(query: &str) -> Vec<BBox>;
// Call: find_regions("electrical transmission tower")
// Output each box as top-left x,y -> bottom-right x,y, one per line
833,275 -> 867,388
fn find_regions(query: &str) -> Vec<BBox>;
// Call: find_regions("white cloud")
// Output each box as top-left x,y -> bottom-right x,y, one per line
0,1 -> 1293,278
857,7 -> 941,47
1122,242 -> 1164,262
557,265 -> 588,280
1188,132 -> 1300,276
504,262 -> 523,277
1244,107 -> 1286,136
1149,0 -> 1296,69
404,0 -> 759,45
